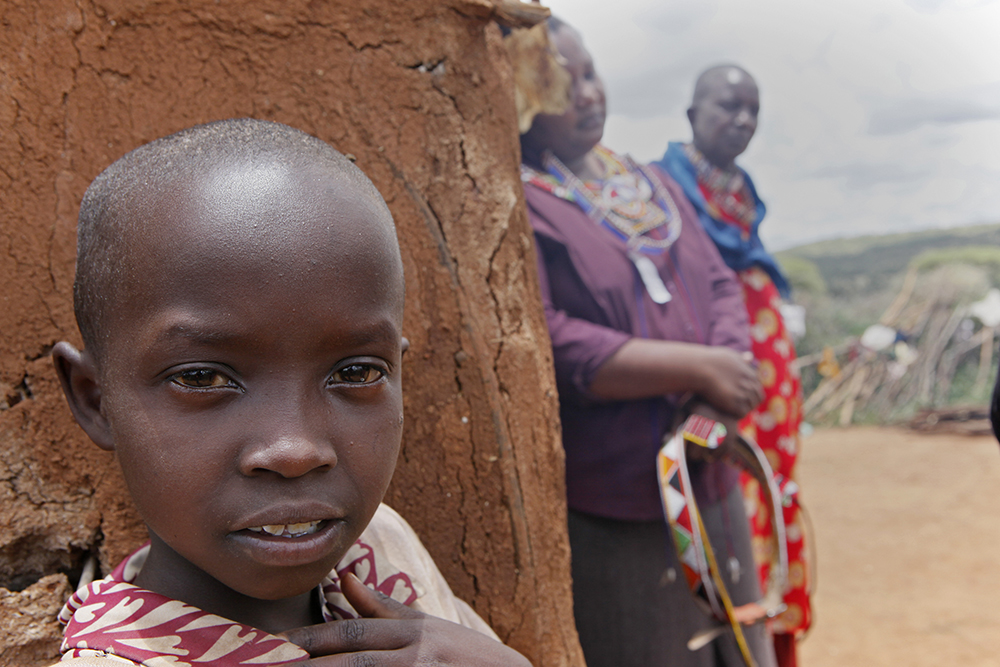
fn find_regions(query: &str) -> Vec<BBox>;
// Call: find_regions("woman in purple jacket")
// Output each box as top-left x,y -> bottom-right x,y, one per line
520,18 -> 775,667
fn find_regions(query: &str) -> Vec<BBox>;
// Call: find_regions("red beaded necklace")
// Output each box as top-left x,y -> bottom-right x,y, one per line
683,143 -> 757,229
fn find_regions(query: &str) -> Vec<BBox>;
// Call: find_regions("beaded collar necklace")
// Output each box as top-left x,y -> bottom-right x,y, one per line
683,143 -> 757,229
526,146 -> 683,252
522,146 -> 681,303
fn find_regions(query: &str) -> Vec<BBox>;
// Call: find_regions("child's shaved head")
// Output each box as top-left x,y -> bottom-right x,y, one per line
75,118 -> 395,360
55,119 -> 407,620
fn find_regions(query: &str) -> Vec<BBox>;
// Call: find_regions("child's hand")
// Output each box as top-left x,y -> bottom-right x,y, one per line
280,572 -> 532,666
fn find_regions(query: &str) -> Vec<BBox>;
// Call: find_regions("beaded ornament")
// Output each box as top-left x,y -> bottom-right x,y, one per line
683,143 -> 757,232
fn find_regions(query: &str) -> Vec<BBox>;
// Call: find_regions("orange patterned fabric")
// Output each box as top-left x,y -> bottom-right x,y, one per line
737,265 -> 812,637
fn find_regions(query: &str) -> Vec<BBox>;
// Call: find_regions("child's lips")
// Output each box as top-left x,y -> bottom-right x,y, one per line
231,502 -> 347,564
236,501 -> 343,533
230,518 -> 346,567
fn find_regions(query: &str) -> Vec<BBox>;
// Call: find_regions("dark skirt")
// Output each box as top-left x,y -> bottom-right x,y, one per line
568,483 -> 777,667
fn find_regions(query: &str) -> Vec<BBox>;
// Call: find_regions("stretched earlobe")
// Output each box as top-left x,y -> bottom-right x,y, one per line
52,342 -> 115,451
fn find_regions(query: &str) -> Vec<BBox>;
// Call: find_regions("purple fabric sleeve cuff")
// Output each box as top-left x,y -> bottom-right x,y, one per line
533,243 -> 633,401
547,308 -> 633,400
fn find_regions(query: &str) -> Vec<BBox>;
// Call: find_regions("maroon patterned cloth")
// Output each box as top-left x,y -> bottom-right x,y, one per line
59,536 -> 418,666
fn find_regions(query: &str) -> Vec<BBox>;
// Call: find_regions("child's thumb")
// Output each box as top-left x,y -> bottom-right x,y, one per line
341,571 -> 423,620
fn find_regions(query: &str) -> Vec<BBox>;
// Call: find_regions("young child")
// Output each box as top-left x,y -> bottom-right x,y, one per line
50,118 -> 530,667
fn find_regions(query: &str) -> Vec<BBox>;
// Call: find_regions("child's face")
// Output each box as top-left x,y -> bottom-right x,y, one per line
91,162 -> 404,605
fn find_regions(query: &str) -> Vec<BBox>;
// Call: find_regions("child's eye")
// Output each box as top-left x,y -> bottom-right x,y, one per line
331,364 -> 384,385
171,369 -> 234,389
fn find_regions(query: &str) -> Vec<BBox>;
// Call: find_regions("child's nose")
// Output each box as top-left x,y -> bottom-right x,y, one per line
239,405 -> 337,478
241,434 -> 338,478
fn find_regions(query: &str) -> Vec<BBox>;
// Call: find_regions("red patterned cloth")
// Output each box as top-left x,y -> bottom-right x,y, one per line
690,171 -> 813,641
55,504 -> 505,666
737,265 -> 812,638
58,538 -> 418,666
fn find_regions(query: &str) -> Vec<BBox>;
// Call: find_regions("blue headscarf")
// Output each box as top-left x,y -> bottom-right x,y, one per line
654,142 -> 790,298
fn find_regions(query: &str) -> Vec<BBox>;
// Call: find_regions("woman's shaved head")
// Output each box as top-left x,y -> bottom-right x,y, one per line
691,65 -> 756,107
74,118 -> 398,360
688,64 -> 760,169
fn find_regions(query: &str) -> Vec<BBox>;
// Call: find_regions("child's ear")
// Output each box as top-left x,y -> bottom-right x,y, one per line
401,337 -> 410,355
52,342 -> 114,451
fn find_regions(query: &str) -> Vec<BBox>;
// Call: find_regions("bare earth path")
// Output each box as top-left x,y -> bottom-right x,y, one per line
797,426 -> 1000,666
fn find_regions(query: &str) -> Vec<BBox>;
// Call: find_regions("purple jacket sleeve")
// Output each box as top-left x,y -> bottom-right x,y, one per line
532,238 -> 632,400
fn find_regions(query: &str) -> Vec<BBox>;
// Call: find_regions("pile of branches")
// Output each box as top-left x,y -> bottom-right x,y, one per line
798,267 -> 999,427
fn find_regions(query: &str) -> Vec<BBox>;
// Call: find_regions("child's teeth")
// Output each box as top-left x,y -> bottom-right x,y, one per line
248,520 -> 322,537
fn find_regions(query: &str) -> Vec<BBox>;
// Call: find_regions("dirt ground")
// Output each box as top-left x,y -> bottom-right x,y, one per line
797,426 -> 1000,666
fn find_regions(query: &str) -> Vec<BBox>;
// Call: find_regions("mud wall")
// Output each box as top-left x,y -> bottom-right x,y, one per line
0,1 -> 584,665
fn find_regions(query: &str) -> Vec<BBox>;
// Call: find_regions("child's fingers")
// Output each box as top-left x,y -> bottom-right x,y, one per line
278,574 -> 425,657
299,654 -> 395,666
278,617 -> 420,657
341,571 -> 424,620
282,574 -> 533,666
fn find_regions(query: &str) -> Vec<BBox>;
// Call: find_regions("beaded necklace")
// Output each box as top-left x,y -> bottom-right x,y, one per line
522,146 -> 683,251
683,143 -> 757,229
522,146 -> 681,303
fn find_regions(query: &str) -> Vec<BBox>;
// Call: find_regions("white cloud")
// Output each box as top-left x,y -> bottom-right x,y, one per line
542,0 -> 1000,248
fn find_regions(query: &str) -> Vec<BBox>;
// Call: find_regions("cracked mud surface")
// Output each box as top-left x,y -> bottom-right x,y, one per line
1,2 -> 582,664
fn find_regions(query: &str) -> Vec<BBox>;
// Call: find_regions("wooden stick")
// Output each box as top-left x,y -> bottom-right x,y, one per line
839,365 -> 871,427
880,266 -> 919,328
856,363 -> 884,407
803,358 -> 858,416
812,359 -> 865,420
934,336 -> 983,404
973,326 -> 996,392
918,307 -> 966,405
793,342 -> 850,371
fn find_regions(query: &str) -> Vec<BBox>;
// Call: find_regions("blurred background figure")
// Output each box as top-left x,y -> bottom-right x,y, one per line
519,19 -> 775,667
655,65 -> 812,667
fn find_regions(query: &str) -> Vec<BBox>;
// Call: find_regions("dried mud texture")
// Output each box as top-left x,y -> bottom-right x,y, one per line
0,1 -> 583,665
0,574 -> 71,666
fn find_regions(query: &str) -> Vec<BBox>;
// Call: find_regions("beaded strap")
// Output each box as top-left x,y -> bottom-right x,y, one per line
658,415 -> 790,666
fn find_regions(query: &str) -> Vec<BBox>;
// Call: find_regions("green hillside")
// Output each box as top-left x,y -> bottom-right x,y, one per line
776,223 -> 1000,422
778,223 -> 1000,298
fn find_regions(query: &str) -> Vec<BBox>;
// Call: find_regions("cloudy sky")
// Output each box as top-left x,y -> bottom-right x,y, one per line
541,0 -> 1000,249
